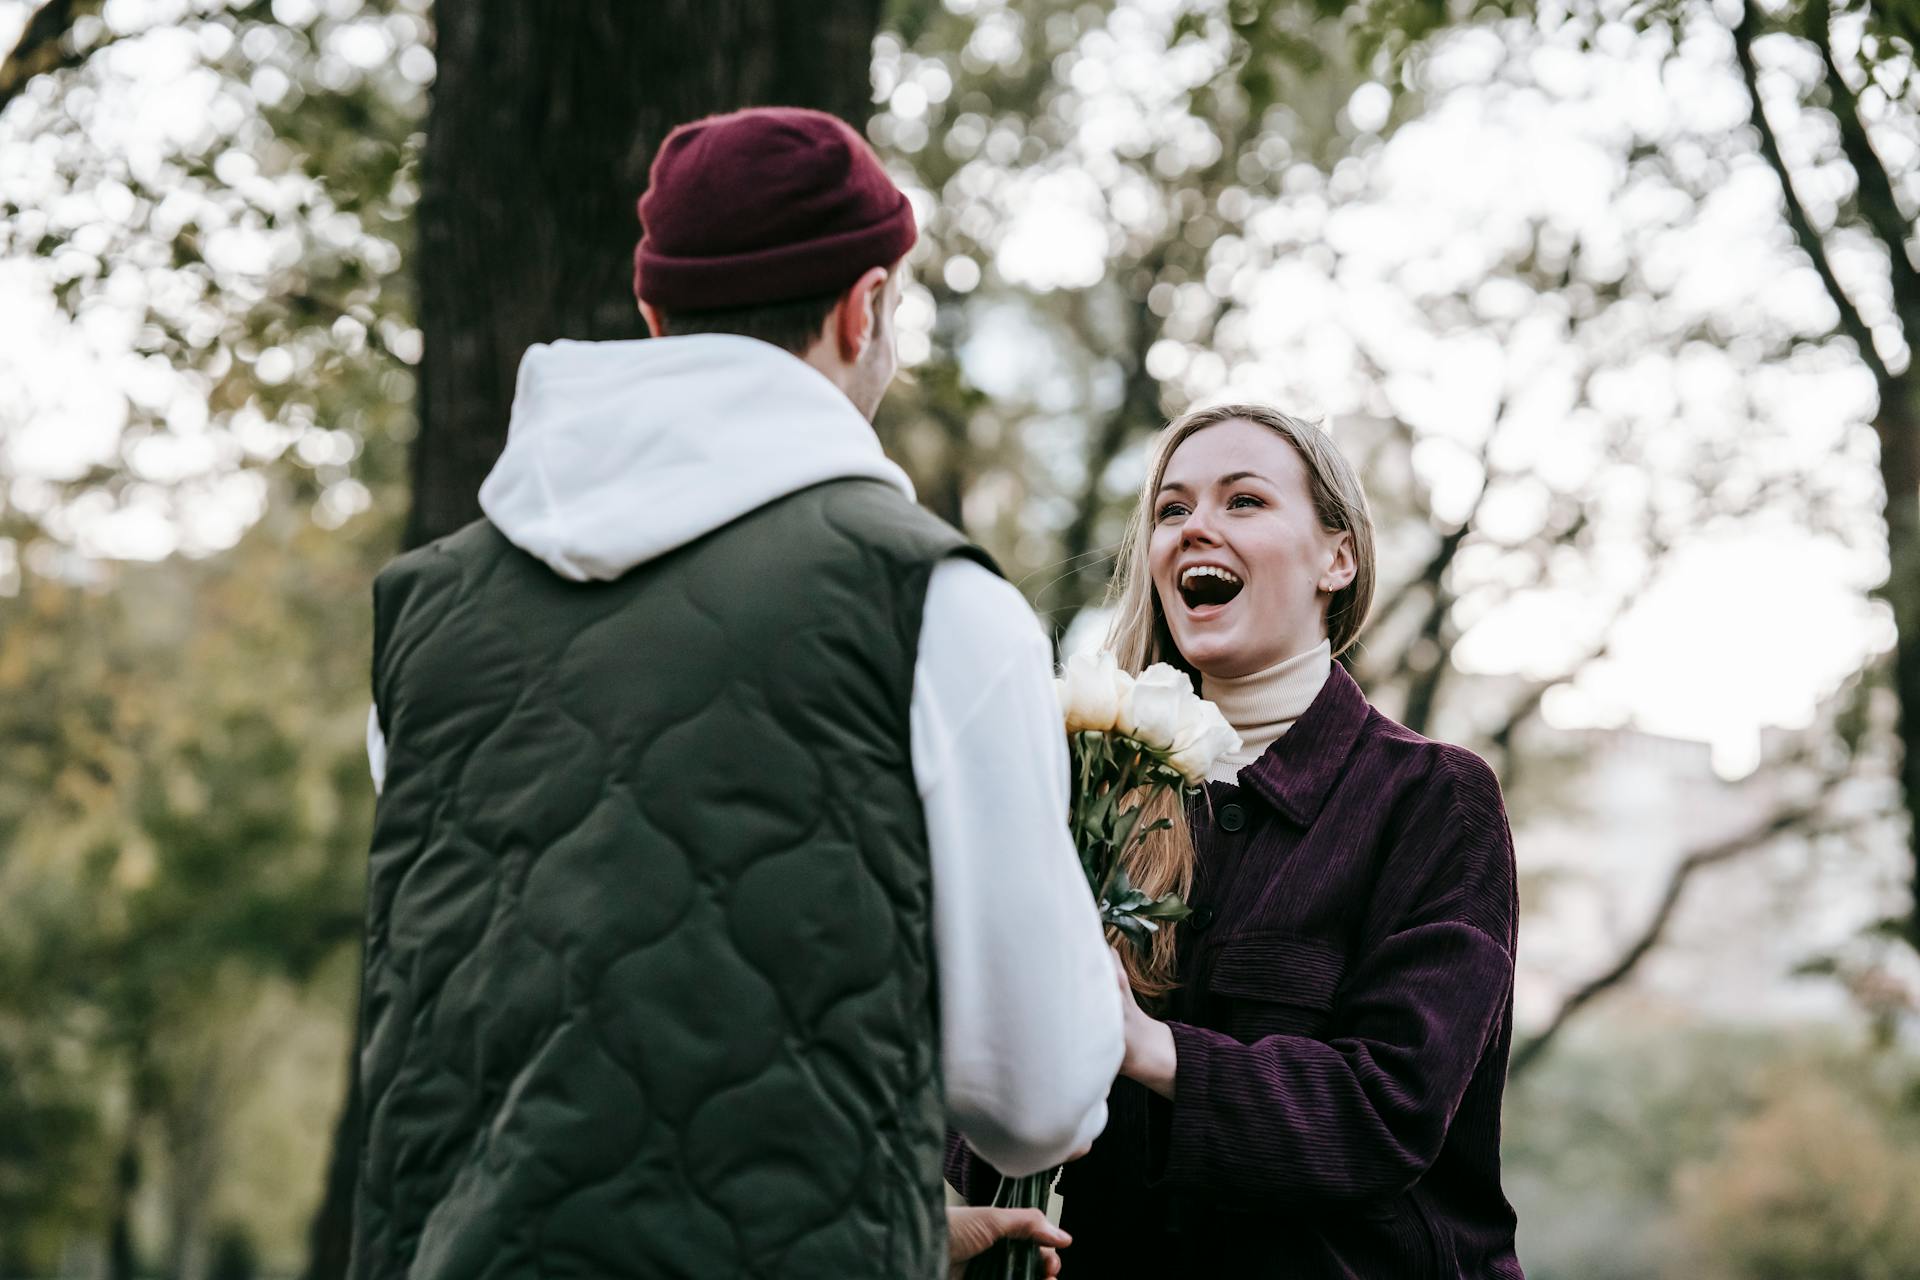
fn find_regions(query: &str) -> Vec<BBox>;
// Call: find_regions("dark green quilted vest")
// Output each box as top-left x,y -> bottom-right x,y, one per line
352,479 -> 990,1280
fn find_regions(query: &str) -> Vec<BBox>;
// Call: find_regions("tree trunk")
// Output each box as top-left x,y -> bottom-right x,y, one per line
1734,0 -> 1920,948
298,1005 -> 359,1280
106,1133 -> 138,1280
1880,375 -> 1920,947
404,0 -> 886,549
163,1069 -> 222,1280
306,4 -> 887,1277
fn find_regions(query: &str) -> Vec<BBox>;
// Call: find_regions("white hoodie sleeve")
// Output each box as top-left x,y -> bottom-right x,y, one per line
913,558 -> 1124,1176
367,704 -> 387,795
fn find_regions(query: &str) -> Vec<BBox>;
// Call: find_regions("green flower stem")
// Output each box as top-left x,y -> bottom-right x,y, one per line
970,727 -> 1205,1276
964,1168 -> 1056,1280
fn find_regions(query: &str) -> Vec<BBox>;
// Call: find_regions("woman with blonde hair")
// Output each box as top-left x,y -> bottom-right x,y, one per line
948,404 -> 1524,1277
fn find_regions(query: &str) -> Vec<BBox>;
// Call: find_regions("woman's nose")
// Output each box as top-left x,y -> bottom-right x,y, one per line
1181,504 -> 1223,547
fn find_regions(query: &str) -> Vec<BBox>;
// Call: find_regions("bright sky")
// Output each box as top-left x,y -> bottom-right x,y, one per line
0,0 -> 1896,779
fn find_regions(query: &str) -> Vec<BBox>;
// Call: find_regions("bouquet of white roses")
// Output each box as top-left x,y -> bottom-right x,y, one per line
968,651 -> 1239,1280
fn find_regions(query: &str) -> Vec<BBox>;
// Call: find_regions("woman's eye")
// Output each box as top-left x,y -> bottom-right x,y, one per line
1228,494 -> 1264,509
1157,503 -> 1190,521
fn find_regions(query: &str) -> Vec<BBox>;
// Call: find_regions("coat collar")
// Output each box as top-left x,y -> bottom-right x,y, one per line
1234,660 -> 1370,826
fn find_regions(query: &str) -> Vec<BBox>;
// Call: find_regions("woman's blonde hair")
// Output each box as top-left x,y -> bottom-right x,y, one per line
1102,403 -> 1376,999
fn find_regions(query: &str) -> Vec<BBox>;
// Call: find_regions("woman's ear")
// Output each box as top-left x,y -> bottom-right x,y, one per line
1320,532 -> 1357,594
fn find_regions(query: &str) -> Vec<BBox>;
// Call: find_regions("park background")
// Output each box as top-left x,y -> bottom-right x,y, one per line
2,0 -> 1919,1275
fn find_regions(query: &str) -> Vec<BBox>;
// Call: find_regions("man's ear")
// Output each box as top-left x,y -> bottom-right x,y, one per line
639,301 -> 666,338
833,266 -> 891,361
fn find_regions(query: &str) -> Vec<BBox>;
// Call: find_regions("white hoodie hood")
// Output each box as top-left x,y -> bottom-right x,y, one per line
478,334 -> 915,581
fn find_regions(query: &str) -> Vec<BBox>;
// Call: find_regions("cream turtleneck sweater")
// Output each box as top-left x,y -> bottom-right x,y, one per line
1200,639 -> 1334,784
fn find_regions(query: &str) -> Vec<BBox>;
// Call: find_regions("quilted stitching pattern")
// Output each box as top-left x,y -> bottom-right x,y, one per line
352,480 -> 983,1280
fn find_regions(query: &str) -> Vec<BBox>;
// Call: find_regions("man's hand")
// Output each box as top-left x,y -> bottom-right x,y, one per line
946,1207 -> 1069,1278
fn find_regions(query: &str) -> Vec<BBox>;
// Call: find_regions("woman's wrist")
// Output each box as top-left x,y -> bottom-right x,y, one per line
1123,1017 -> 1178,1099
1111,947 -> 1178,1098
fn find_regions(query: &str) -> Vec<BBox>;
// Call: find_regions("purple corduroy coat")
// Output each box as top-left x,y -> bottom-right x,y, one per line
947,663 -> 1525,1278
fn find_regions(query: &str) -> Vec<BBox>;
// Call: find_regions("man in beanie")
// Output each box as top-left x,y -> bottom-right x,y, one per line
352,107 -> 1121,1279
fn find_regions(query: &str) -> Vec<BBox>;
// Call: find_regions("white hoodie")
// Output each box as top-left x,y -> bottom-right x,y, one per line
368,334 -> 1122,1175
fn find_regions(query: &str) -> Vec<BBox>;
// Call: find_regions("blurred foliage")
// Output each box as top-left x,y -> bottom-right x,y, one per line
1505,1028 -> 1920,1279
0,492 -> 393,1272
1673,1074 -> 1920,1278
867,0 -> 1885,773
0,0 -> 422,558
0,0 -> 1913,1272
0,0 -> 417,1267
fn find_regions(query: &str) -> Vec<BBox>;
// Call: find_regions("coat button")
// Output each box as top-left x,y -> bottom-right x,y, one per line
1218,803 -> 1246,833
1189,906 -> 1216,933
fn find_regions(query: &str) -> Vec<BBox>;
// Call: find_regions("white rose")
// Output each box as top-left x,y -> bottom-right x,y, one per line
1058,650 -> 1133,734
1118,663 -> 1192,750
1169,699 -> 1242,784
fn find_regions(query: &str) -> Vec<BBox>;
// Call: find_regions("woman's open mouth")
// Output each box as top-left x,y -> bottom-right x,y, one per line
1178,565 -> 1245,613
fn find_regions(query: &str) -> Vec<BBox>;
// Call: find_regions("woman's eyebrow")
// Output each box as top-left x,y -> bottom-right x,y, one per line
1155,471 -> 1271,497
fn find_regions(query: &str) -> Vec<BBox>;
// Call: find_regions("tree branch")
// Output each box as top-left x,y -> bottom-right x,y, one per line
1508,770 -> 1850,1079
0,0 -> 99,119
1804,0 -> 1920,338
1395,581 -> 1459,737
1348,400 -> 1500,697
1733,0 -> 1892,391
1048,264 -> 1170,631
1362,468 -> 1480,647
1484,619 -> 1613,777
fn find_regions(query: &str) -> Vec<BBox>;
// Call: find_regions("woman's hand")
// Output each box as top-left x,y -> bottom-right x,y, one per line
946,1207 -> 1069,1277
1112,948 -> 1178,1099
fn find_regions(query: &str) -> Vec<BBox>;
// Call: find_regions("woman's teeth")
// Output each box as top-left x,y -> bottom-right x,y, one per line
1179,566 -> 1244,609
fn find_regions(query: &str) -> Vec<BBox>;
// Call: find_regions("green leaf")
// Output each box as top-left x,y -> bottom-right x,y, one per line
1133,893 -> 1192,924
1109,914 -> 1156,950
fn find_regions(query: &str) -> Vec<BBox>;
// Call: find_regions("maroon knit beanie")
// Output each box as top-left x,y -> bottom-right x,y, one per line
634,107 -> 918,312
